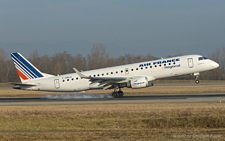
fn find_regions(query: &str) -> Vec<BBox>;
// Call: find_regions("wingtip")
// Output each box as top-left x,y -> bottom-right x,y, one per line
73,68 -> 89,79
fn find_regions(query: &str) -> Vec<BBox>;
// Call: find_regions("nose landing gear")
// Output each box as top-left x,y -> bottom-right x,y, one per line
195,78 -> 200,84
194,72 -> 200,84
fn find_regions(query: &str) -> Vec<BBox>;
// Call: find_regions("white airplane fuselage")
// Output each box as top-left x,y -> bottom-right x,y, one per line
17,54 -> 219,92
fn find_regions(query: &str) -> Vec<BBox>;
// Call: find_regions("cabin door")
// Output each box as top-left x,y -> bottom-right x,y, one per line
54,79 -> 60,89
188,58 -> 194,68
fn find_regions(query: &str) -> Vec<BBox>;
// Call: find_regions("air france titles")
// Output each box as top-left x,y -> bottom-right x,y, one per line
139,58 -> 180,69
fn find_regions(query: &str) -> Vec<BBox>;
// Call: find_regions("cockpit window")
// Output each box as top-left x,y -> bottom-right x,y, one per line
198,57 -> 208,61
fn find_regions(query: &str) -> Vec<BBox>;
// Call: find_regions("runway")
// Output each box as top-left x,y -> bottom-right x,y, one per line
0,93 -> 225,106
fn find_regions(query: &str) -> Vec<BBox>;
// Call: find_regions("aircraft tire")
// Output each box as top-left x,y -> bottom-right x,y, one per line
118,91 -> 124,98
112,92 -> 118,98
195,80 -> 200,84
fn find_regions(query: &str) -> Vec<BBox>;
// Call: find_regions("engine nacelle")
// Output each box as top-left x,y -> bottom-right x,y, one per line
127,76 -> 154,89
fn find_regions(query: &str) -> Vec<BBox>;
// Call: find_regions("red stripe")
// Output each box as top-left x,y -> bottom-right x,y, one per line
16,68 -> 28,80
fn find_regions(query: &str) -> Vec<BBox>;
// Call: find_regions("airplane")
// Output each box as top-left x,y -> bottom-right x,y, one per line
10,52 -> 219,98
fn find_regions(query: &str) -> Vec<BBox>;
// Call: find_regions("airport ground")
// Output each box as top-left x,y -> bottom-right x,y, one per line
1,80 -> 225,97
0,80 -> 225,140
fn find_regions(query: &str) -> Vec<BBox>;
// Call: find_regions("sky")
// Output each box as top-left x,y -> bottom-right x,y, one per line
0,0 -> 225,58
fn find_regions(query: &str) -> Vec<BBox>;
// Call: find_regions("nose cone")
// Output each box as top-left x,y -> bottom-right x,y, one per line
212,61 -> 219,68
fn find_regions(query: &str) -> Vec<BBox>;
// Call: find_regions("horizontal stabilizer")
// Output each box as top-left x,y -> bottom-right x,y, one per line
8,82 -> 36,86
8,82 -> 36,89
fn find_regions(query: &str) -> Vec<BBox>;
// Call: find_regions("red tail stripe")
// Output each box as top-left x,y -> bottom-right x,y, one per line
16,68 -> 28,80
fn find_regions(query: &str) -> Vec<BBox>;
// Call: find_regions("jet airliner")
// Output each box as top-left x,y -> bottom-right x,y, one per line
10,52 -> 219,98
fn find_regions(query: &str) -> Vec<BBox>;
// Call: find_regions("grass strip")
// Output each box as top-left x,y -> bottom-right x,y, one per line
0,103 -> 224,140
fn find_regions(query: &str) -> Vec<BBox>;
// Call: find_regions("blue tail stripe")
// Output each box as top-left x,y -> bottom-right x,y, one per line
11,54 -> 38,78
11,53 -> 43,78
13,59 -> 34,79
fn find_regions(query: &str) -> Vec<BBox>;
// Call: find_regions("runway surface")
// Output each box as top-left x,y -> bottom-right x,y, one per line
0,93 -> 225,106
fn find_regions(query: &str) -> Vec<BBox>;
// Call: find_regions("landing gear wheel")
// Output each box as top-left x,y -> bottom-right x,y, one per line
195,80 -> 200,84
194,75 -> 200,84
118,91 -> 124,98
112,92 -> 118,98
112,91 -> 124,98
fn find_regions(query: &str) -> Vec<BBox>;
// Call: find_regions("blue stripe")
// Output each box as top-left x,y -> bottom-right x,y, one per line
11,53 -> 43,78
13,59 -> 34,79
12,53 -> 43,78
11,54 -> 37,78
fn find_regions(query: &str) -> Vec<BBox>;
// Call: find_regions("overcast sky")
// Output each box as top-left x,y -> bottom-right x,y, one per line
1,0 -> 225,57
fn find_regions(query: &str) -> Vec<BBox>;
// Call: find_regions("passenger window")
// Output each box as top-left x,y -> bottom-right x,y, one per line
121,70 -> 123,73
131,69 -> 133,71
97,74 -> 100,76
136,68 -> 138,70
150,66 -> 152,68
116,71 -> 118,74
63,80 -> 65,82
141,68 -> 143,70
111,72 -> 113,74
94,75 -> 96,77
76,78 -> 78,80
155,65 -> 157,67
72,78 -> 74,81
145,67 -> 148,69
67,79 -> 69,81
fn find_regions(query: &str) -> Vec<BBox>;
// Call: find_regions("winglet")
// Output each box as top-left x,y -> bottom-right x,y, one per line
73,68 -> 90,79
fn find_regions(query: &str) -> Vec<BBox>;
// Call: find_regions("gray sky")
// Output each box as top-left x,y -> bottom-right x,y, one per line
1,0 -> 225,57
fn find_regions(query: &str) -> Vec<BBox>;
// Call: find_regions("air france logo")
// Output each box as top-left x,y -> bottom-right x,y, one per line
139,58 -> 180,67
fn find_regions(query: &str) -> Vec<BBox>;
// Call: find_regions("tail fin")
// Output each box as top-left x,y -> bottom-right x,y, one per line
11,52 -> 44,82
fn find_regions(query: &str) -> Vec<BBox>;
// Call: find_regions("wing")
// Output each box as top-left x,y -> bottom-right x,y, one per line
73,68 -> 129,90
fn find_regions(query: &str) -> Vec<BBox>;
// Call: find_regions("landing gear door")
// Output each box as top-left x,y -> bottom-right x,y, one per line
188,58 -> 194,68
54,79 -> 60,89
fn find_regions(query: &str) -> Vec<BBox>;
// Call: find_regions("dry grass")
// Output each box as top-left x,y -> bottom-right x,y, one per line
0,103 -> 225,140
0,81 -> 225,140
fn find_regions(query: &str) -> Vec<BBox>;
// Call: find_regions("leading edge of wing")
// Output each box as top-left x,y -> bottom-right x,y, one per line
73,68 -> 127,81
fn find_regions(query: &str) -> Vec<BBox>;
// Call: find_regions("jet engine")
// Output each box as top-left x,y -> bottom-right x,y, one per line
127,76 -> 154,89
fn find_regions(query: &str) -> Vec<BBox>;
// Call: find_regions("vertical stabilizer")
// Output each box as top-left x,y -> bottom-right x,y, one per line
11,52 -> 44,83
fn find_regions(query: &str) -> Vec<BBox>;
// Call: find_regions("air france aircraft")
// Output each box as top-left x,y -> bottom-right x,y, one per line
10,52 -> 219,98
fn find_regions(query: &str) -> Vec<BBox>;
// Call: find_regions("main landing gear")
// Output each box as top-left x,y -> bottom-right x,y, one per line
112,88 -> 124,98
